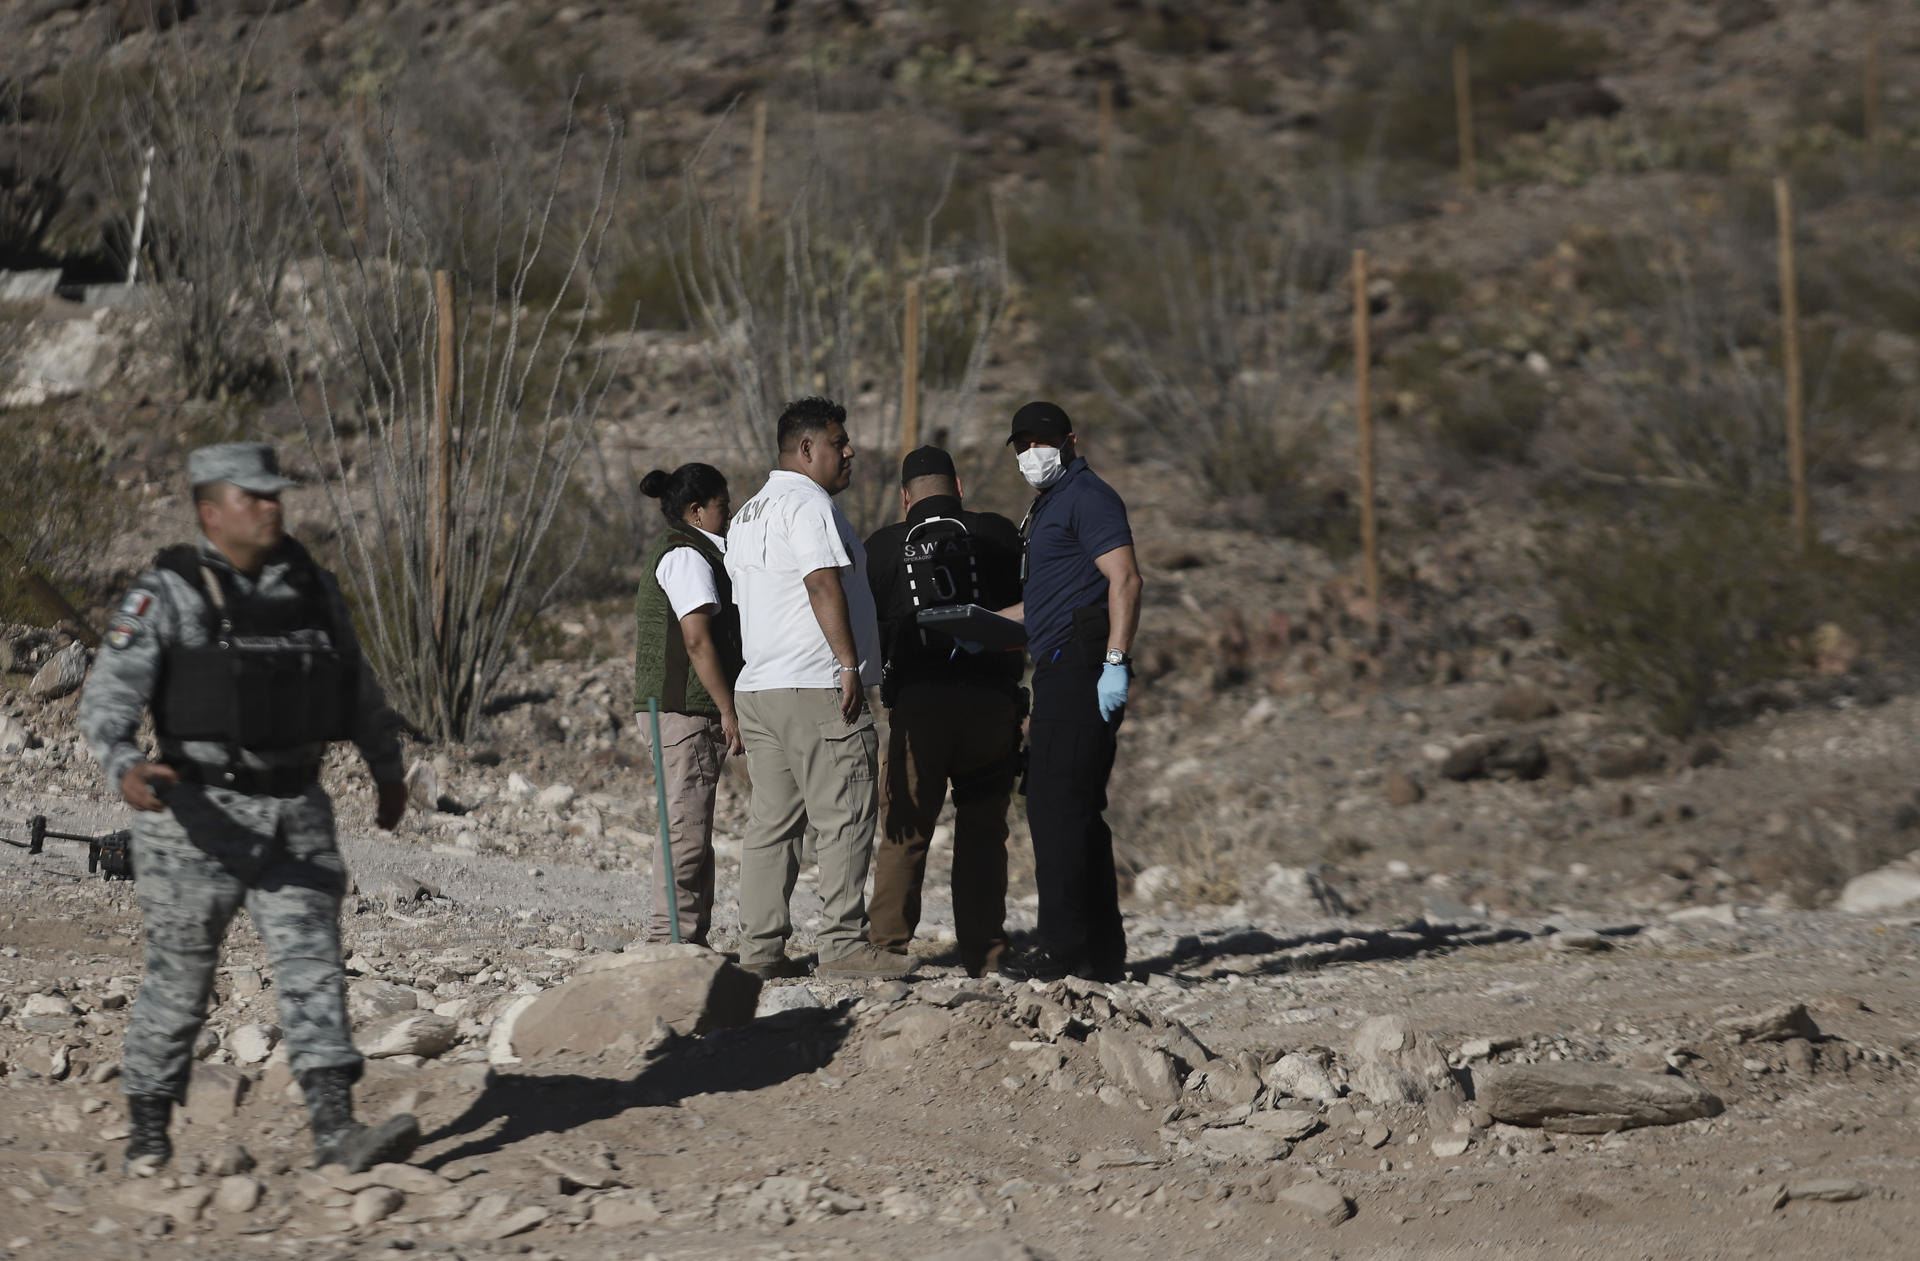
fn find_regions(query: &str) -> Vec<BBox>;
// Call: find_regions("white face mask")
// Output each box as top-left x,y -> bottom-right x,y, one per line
1017,446 -> 1066,489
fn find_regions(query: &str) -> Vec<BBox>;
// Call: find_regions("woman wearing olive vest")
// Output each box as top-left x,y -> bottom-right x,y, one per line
634,463 -> 744,946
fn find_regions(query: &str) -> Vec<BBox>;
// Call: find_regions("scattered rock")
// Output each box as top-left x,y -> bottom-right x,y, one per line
1093,1030 -> 1183,1103
1264,1052 -> 1340,1102
348,980 -> 423,1021
0,715 -> 31,756
1382,771 -> 1424,807
1592,743 -> 1666,780
29,643 -> 89,700
116,1182 -> 213,1225
535,783 -> 578,812
493,945 -> 760,1063
330,1164 -> 454,1195
403,760 -> 439,815
182,1063 -> 248,1126
1477,1063 -> 1723,1132
1248,1108 -> 1322,1141
869,1006 -> 955,1071
756,985 -> 825,1018
1440,735 -> 1547,782
1837,860 -> 1920,915
1348,1016 -> 1461,1109
1666,904 -> 1739,927
351,1186 -> 404,1227
214,1176 -> 263,1215
1431,1135 -> 1471,1158
210,1144 -> 255,1177
1785,1178 -> 1867,1204
227,1024 -> 277,1065
1492,685 -> 1558,722
1276,1179 -> 1353,1227
589,1192 -> 663,1226
1200,1128 -> 1289,1162
469,1204 -> 549,1240
1717,1003 -> 1819,1044
361,1012 -> 458,1059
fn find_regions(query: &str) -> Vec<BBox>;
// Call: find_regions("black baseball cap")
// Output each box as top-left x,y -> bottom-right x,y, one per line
900,445 -> 958,485
1006,400 -> 1073,446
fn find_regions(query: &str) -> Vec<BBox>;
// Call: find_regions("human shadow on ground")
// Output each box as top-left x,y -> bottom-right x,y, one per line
1124,918 -> 1539,980
419,1005 -> 855,1168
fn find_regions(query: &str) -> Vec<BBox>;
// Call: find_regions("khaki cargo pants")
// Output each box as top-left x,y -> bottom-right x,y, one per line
734,687 -> 878,968
636,710 -> 726,947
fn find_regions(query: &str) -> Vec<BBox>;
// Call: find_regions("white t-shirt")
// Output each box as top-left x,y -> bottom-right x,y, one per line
656,527 -> 727,621
726,470 -> 880,692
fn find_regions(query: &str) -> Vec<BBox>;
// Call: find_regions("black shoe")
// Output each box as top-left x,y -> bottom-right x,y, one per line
1001,948 -> 1080,983
123,1095 -> 173,1176
301,1066 -> 421,1173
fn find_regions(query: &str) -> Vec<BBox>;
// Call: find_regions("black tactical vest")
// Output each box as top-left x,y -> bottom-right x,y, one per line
151,542 -> 359,749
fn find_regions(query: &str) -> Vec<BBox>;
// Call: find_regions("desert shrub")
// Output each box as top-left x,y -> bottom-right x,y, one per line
1091,215 -> 1337,515
597,241 -> 693,331
0,409 -> 134,624
82,46 -> 304,402
1578,204 -> 1796,494
1332,2 -> 1611,171
266,94 -> 634,741
672,139 -> 1006,535
1432,361 -> 1548,463
1549,494 -> 1840,736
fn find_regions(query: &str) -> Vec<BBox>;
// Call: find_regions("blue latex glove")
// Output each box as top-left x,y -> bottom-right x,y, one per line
1096,661 -> 1130,722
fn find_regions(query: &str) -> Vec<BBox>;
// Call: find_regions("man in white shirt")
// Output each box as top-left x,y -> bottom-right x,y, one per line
725,397 -> 909,980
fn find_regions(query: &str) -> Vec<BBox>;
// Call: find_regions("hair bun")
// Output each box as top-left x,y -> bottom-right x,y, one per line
638,469 -> 670,498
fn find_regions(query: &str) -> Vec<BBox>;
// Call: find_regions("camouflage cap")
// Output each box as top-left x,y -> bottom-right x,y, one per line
187,443 -> 297,495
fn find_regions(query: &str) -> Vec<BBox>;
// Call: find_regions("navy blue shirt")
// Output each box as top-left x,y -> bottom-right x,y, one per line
1022,458 -> 1133,662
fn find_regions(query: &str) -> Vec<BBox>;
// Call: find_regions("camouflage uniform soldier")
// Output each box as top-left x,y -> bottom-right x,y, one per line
78,443 -> 419,1176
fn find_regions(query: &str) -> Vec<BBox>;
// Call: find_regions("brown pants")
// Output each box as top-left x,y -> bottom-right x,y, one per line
638,710 -> 725,946
870,683 -> 1020,971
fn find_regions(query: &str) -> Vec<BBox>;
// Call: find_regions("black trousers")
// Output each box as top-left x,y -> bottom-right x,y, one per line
1025,647 -> 1125,969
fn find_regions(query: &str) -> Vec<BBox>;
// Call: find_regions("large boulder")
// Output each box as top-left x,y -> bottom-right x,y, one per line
3,317 -> 124,409
490,944 -> 760,1064
1092,1030 -> 1183,1102
30,643 -> 89,700
1838,857 -> 1920,914
1348,1016 -> 1459,1108
1476,1063 -> 1722,1132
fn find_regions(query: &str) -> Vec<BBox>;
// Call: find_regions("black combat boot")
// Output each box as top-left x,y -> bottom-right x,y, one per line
123,1095 -> 174,1176
300,1066 -> 421,1173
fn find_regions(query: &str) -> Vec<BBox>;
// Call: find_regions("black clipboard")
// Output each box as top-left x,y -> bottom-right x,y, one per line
915,604 -> 1027,652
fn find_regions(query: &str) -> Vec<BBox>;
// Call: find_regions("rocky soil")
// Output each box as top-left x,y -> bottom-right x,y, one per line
4,652 -> 1920,1258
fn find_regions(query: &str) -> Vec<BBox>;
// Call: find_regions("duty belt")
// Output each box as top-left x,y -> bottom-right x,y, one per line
167,761 -> 321,798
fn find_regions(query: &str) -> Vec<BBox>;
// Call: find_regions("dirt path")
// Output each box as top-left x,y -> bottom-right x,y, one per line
2,794 -> 1917,1261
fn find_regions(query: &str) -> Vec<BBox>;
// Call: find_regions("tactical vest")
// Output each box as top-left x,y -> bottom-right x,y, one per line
151,542 -> 359,749
633,525 -> 741,717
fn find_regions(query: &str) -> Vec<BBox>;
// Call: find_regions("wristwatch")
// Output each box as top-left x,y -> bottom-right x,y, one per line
1103,649 -> 1131,668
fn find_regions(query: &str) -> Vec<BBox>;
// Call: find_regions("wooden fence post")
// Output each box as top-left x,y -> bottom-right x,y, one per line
1864,40 -> 1883,181
1096,81 -> 1115,198
1453,44 -> 1476,196
1352,249 -> 1380,629
1774,177 -> 1810,552
432,269 -> 454,640
901,277 -> 922,501
747,99 -> 768,226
